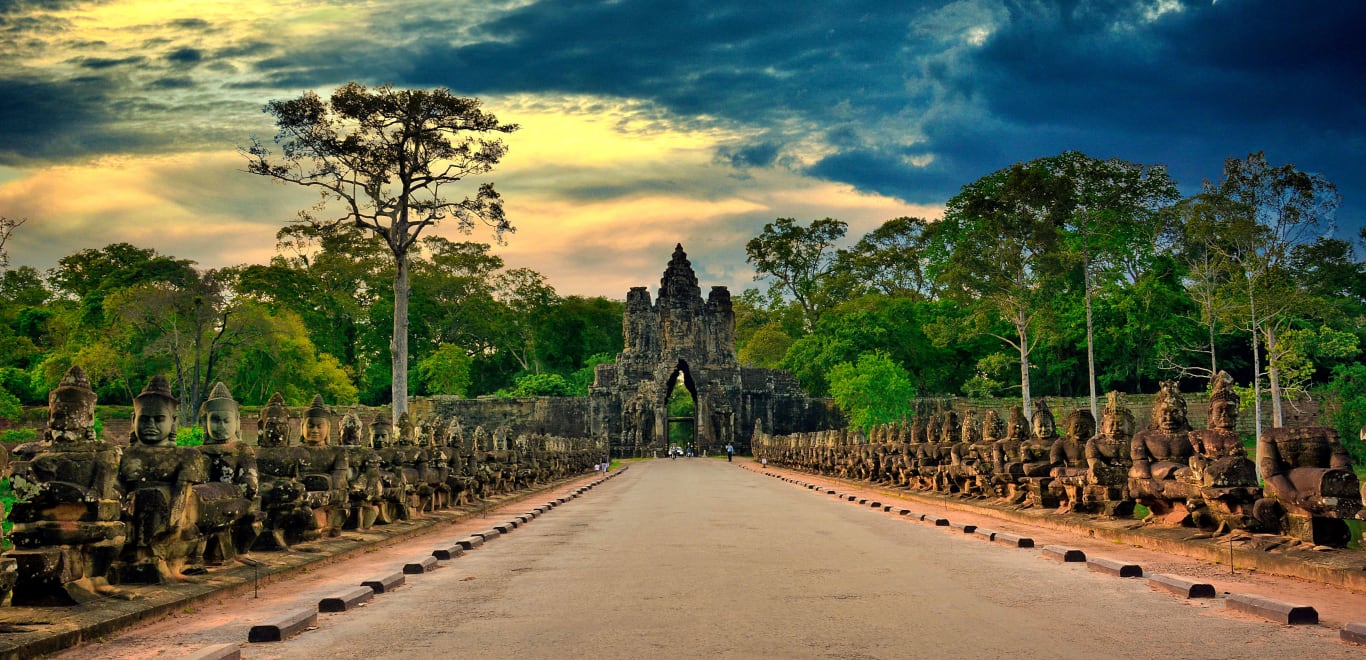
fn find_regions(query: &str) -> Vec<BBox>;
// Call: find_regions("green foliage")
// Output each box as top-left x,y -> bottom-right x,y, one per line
1325,363 -> 1366,465
500,373 -> 575,397
568,353 -> 615,395
745,217 -> 848,329
737,323 -> 793,369
175,426 -> 205,447
417,343 -> 473,397
827,352 -> 916,431
0,385 -> 20,422
1,428 -> 36,444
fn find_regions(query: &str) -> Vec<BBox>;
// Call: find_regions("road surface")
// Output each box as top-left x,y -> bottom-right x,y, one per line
68,458 -> 1358,659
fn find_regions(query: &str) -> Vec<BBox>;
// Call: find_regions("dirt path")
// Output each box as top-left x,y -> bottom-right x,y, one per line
63,457 -> 1365,659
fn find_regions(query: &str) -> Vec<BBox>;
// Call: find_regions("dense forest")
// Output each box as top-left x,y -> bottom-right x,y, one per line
1,150 -> 1363,458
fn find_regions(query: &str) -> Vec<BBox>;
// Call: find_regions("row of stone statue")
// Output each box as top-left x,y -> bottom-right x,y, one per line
0,367 -> 604,607
754,372 -> 1365,548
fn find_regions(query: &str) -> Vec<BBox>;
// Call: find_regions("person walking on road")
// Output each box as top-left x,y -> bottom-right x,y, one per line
725,442 -> 734,462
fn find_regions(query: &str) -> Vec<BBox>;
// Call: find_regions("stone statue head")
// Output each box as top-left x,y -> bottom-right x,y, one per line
339,407 -> 364,446
1207,371 -> 1239,432
1152,380 -> 1189,433
1099,391 -> 1135,439
1005,406 -> 1029,442
981,409 -> 1004,442
47,365 -> 98,444
472,425 -> 489,452
370,410 -> 393,449
1062,408 -> 1096,442
301,394 -> 332,447
960,410 -> 980,444
1031,399 -> 1057,440
396,412 -> 415,447
199,381 -> 240,445
258,392 -> 292,448
446,417 -> 466,450
131,374 -> 178,447
939,410 -> 960,444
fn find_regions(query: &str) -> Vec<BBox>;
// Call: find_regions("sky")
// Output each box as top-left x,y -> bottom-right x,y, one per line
1,0 -> 1363,298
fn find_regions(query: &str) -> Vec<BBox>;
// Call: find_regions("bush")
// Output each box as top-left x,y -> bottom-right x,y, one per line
499,373 -> 575,397
828,351 -> 916,432
175,426 -> 205,447
1,428 -> 36,444
1325,363 -> 1366,466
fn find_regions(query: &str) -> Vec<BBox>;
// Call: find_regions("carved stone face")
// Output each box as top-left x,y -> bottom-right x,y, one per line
1208,399 -> 1237,431
204,407 -> 240,445
1032,412 -> 1056,440
133,397 -> 176,446
303,415 -> 330,447
260,414 -> 290,448
371,424 -> 392,449
1157,401 -> 1185,433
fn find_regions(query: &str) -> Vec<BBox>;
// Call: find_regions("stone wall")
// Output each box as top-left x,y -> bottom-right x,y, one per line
419,396 -> 594,438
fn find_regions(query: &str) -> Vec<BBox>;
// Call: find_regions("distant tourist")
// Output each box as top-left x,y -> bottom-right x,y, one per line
725,442 -> 735,462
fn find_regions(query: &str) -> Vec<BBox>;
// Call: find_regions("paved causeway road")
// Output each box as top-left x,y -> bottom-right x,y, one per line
72,459 -> 1358,659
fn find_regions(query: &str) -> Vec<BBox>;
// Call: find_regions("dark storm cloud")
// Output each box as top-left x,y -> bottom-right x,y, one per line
0,74 -> 149,163
165,46 -> 203,65
386,0 -> 1364,226
73,54 -> 146,69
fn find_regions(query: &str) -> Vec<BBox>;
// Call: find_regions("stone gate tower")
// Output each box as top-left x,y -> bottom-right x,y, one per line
589,244 -> 839,457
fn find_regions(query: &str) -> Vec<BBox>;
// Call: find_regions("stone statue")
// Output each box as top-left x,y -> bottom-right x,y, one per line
1047,409 -> 1096,512
1256,421 -> 1363,546
118,375 -> 209,582
992,406 -> 1031,503
299,395 -> 349,536
336,408 -> 384,530
193,382 -> 260,565
1128,381 -> 1198,523
8,366 -> 127,604
253,393 -> 318,550
1082,391 -> 1136,517
1185,372 -> 1260,532
372,410 -> 416,520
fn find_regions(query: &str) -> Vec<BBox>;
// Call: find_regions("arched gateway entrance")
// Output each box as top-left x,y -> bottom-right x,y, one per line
589,245 -> 841,458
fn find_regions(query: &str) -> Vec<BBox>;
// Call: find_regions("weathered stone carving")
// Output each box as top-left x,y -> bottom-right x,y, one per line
254,393 -> 318,550
588,244 -> 839,457
8,367 -> 127,604
193,382 -> 259,565
1128,381 -> 1198,523
1256,423 -> 1363,546
1185,372 -> 1260,532
298,395 -> 348,537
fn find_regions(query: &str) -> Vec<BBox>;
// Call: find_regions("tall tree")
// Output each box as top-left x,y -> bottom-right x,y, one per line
835,216 -> 938,300
1046,152 -> 1178,418
925,161 -> 1071,419
244,82 -> 518,414
0,216 -> 24,270
745,217 -> 848,330
1181,152 -> 1340,434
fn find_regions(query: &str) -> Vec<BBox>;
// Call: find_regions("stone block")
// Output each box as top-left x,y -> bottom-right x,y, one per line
847,495 -> 857,502
1341,622 -> 1366,645
404,556 -> 439,574
318,586 -> 374,612
1042,545 -> 1085,562
248,608 -> 317,643
993,532 -> 1034,548
868,501 -> 882,508
974,528 -> 997,541
923,515 -> 950,526
361,572 -> 405,594
1226,593 -> 1317,625
476,528 -> 502,541
883,505 -> 894,512
1148,574 -> 1215,598
493,522 -> 515,534
897,509 -> 913,516
456,536 -> 484,550
432,544 -> 466,560
1086,557 -> 1142,577
949,522 -> 977,534
183,643 -> 241,660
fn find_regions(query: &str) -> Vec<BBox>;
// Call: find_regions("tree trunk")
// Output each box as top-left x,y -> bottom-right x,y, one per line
392,251 -> 410,415
1248,279 -> 1263,480
1265,324 -> 1284,427
1084,264 -> 1097,420
1017,321 -> 1032,422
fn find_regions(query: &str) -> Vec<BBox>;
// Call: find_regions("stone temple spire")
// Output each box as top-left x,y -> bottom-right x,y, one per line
658,243 -> 701,307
